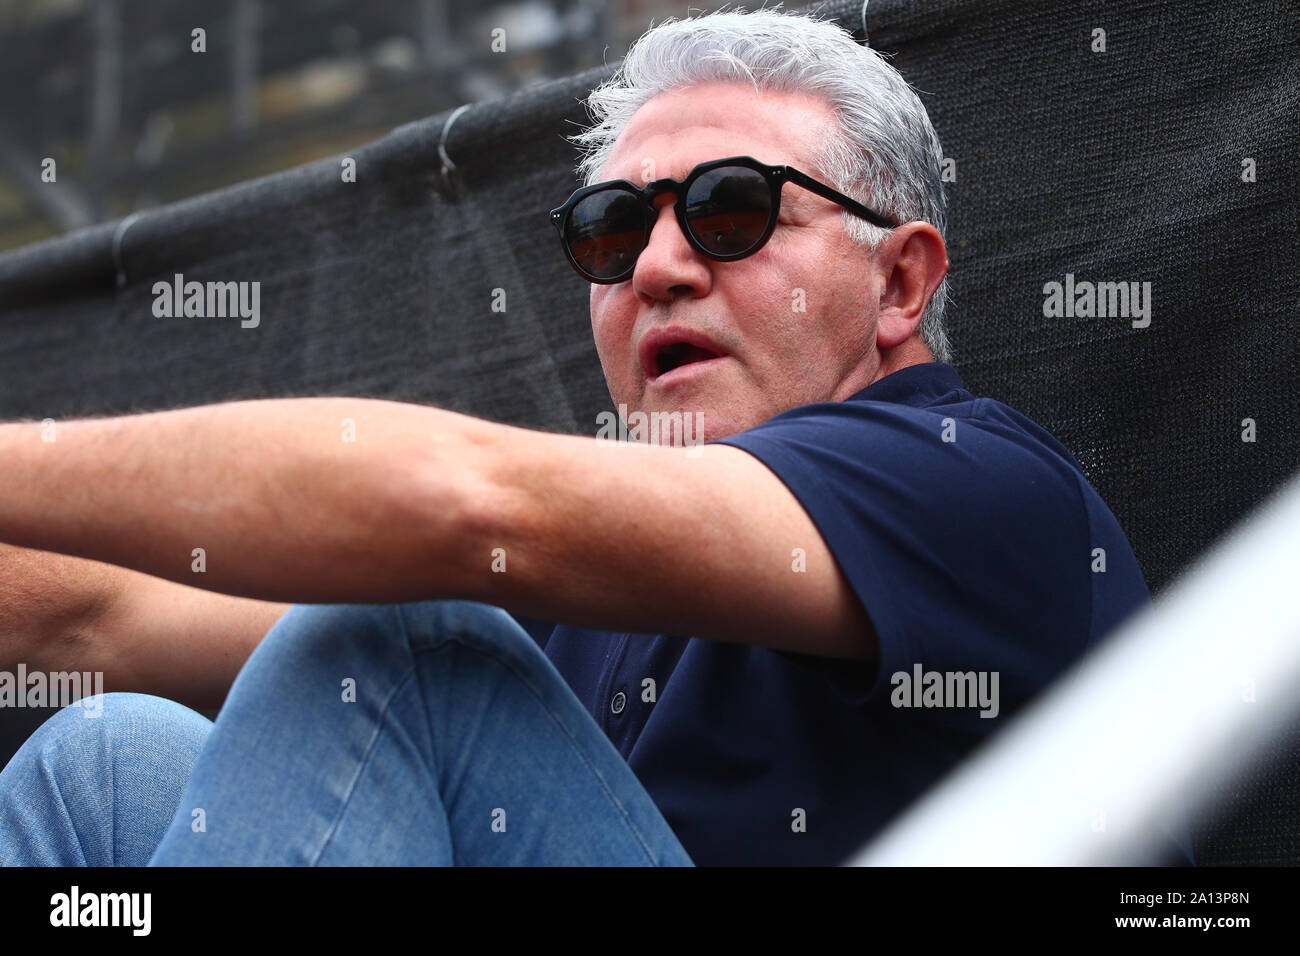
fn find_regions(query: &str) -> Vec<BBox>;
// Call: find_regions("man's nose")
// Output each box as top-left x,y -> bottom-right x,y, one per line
632,193 -> 711,298
644,192 -> 688,255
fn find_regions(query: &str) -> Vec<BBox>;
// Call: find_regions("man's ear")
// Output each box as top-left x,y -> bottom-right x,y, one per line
874,222 -> 949,349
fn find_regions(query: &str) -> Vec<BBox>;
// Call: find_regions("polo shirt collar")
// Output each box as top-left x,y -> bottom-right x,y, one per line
849,362 -> 966,409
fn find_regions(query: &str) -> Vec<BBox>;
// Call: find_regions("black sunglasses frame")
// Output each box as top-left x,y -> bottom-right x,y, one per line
549,155 -> 899,284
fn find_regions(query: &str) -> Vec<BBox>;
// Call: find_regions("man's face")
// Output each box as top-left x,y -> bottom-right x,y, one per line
589,81 -> 888,441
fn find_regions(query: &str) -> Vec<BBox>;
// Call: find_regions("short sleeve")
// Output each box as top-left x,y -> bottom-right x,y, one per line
714,395 -> 1097,708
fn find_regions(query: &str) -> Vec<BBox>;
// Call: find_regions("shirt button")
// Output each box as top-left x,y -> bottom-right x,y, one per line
610,691 -> 627,715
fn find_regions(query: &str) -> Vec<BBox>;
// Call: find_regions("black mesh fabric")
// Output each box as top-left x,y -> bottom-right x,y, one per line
0,0 -> 1295,863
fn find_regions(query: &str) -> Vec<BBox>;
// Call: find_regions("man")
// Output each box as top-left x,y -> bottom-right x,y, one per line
0,9 -> 1177,865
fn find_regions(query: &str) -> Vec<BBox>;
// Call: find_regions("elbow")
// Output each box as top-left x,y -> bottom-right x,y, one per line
393,420 -> 528,607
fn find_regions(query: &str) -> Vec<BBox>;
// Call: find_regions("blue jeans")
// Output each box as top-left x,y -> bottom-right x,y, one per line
0,601 -> 693,866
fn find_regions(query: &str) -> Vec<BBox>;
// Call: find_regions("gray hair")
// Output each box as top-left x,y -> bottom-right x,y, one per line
569,5 -> 954,364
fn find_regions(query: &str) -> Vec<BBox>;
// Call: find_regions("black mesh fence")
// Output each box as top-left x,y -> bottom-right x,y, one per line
0,0 -> 1296,863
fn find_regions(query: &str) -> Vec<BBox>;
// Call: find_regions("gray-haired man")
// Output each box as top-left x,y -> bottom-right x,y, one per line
0,9 -> 1186,866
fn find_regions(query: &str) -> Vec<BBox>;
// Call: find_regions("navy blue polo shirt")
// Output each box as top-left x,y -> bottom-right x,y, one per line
531,362 -> 1166,865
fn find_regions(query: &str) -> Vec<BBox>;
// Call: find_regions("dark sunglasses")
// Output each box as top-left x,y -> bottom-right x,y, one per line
549,155 -> 898,284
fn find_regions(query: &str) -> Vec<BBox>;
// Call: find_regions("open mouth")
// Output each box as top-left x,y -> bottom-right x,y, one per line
654,341 -> 722,377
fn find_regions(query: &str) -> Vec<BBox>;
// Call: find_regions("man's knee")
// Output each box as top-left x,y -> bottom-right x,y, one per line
13,692 -> 211,776
0,693 -> 210,866
260,600 -> 533,663
396,600 -> 531,647
228,601 -> 547,718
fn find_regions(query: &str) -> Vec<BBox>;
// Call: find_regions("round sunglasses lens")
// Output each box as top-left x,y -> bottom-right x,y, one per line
684,167 -> 772,256
565,189 -> 646,279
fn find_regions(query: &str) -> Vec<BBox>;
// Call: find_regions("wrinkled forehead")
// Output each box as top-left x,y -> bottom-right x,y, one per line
597,82 -> 837,185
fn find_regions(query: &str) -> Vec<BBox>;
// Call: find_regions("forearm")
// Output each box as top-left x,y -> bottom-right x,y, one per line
0,398 -> 482,603
89,573 -> 290,710
1,544 -> 284,710
1,395 -> 873,660
0,542 -> 122,671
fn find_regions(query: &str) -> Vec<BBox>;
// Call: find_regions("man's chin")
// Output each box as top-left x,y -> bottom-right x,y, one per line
609,402 -> 712,448
622,399 -> 770,446
613,370 -> 776,445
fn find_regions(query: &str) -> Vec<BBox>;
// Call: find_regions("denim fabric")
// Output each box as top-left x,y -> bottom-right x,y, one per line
0,601 -> 692,866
